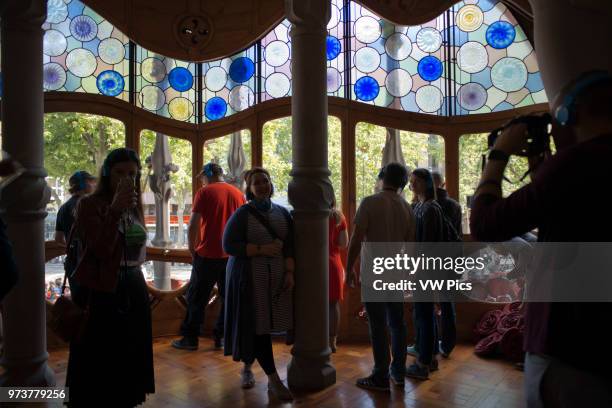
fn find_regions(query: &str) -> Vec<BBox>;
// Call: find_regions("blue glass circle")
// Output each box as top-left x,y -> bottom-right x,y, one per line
486,21 -> 516,49
69,15 -> 98,42
229,57 -> 255,83
168,67 -> 193,92
205,97 -> 228,120
418,56 -> 443,81
354,76 -> 380,101
326,36 -> 341,61
96,70 -> 125,97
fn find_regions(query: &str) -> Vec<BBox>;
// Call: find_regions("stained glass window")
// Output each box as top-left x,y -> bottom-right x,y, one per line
136,47 -> 197,122
261,20 -> 293,102
326,0 -> 346,98
202,47 -> 257,122
42,0 -> 129,100
349,3 -> 449,114
35,0 -> 545,119
452,0 -> 546,114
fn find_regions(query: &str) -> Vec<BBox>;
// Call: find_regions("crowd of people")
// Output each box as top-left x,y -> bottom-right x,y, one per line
1,67 -> 611,407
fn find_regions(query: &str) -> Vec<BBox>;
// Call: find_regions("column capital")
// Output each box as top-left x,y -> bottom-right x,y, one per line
0,168 -> 51,221
284,0 -> 331,31
288,166 -> 334,213
1,0 -> 47,30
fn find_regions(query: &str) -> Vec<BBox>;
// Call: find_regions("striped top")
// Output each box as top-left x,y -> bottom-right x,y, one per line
246,204 -> 293,334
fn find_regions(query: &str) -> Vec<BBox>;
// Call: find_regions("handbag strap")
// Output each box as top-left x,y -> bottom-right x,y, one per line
246,204 -> 283,241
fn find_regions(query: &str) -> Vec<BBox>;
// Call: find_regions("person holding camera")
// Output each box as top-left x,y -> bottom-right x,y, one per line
66,148 -> 154,407
470,71 -> 612,407
346,162 -> 415,391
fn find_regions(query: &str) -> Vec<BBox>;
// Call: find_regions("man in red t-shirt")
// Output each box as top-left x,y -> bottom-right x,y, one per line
172,162 -> 245,351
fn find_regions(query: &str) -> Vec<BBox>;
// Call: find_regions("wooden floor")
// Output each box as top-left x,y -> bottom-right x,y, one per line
48,339 -> 524,408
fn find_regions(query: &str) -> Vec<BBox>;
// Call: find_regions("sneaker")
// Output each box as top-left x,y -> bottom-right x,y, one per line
405,363 -> 429,380
214,333 -> 224,349
355,375 -> 390,392
406,344 -> 418,357
390,374 -> 405,387
241,368 -> 255,389
439,341 -> 450,358
171,337 -> 198,351
268,379 -> 294,401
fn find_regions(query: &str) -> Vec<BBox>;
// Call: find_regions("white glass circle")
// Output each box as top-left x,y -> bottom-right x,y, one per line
491,57 -> 528,92
141,58 -> 166,83
355,16 -> 381,44
416,85 -> 443,113
98,37 -> 125,65
385,69 -> 412,98
457,41 -> 488,74
416,27 -> 442,53
354,47 -> 381,73
265,73 -> 291,98
265,41 -> 290,67
229,85 -> 255,111
140,85 -> 166,111
205,66 -> 228,92
43,30 -> 67,57
385,33 -> 412,61
65,48 -> 97,78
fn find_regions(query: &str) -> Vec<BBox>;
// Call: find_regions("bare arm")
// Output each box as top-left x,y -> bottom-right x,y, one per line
54,231 -> 66,246
337,229 -> 348,249
345,224 -> 366,287
188,212 -> 201,256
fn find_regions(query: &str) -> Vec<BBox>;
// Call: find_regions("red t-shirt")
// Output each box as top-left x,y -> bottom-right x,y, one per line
192,182 -> 245,258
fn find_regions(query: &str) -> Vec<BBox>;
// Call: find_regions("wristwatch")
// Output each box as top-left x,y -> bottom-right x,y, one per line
488,149 -> 510,162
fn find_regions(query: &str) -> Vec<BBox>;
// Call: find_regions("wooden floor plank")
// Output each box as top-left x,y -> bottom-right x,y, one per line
47,339 -> 524,407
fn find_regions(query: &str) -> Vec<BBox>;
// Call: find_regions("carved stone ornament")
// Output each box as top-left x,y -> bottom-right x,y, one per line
173,13 -> 214,51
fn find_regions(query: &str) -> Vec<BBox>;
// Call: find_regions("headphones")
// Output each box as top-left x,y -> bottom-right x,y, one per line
75,172 -> 86,191
555,71 -> 612,126
203,163 -> 215,178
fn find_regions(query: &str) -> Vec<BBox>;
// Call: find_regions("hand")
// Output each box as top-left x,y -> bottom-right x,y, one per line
345,265 -> 359,288
259,239 -> 283,257
283,271 -> 294,292
493,122 -> 529,156
111,177 -> 138,213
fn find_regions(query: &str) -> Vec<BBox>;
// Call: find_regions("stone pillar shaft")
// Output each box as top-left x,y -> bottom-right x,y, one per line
0,0 -> 55,386
285,0 -> 336,391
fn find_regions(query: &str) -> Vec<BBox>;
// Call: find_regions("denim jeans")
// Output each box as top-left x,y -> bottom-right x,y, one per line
435,302 -> 456,355
364,302 -> 407,379
413,302 -> 436,365
413,302 -> 456,359
180,255 -> 227,338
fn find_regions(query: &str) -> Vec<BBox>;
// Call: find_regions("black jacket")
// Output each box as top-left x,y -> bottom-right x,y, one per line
436,188 -> 462,235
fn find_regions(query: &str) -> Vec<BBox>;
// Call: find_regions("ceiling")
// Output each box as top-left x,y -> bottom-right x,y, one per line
82,0 -> 534,62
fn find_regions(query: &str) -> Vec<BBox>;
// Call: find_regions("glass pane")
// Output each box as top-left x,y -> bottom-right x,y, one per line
202,46 -> 257,122
356,122 -> 444,203
44,113 -> 125,240
136,47 -> 196,123
452,0 -> 547,114
326,0 -> 346,98
262,116 -> 342,209
203,130 -> 252,189
261,20 -> 293,102
459,133 -> 529,233
140,131 -> 193,249
42,0 -> 130,100
349,2 -> 448,114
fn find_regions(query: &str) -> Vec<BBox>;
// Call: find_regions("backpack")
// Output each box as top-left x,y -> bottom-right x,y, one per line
432,201 -> 462,243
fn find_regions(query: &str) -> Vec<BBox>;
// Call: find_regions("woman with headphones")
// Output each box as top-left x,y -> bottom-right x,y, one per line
65,148 -> 155,407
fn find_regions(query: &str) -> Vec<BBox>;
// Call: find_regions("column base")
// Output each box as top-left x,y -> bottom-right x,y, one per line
287,353 -> 336,391
0,359 -> 56,387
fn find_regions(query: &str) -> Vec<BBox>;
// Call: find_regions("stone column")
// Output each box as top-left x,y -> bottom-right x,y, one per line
285,0 -> 336,391
150,132 -> 177,291
0,0 -> 55,386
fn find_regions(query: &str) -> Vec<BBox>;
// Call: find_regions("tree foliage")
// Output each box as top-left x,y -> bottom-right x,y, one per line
43,113 -> 124,210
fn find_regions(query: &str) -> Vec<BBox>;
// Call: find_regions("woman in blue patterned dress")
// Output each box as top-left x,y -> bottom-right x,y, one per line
223,167 -> 295,401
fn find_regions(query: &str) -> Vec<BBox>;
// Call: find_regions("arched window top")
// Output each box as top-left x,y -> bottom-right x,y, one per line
29,0 -> 546,122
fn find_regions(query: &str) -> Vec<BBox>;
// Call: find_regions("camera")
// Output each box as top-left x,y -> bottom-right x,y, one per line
488,113 -> 552,157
